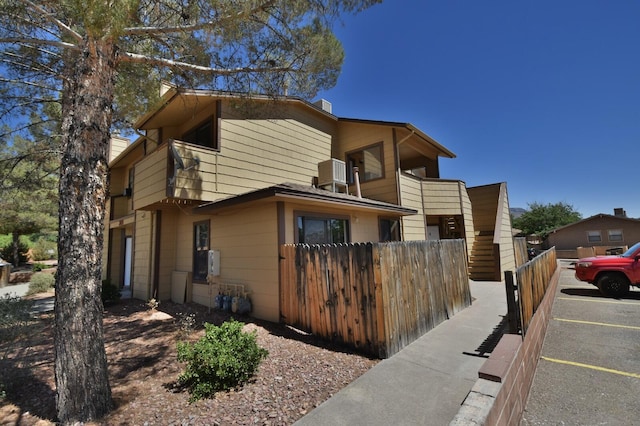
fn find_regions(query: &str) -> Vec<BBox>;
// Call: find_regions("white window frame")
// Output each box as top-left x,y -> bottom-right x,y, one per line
587,230 -> 602,243
608,229 -> 623,242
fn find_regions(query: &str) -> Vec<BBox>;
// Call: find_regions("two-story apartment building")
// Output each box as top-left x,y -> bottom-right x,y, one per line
104,86 -> 515,322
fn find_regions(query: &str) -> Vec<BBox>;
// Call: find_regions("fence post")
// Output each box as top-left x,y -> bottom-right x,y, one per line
504,271 -> 519,334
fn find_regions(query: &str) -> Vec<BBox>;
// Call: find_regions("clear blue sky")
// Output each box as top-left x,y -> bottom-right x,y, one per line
317,0 -> 639,219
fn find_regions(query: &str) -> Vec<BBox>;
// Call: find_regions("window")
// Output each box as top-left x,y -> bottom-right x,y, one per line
587,230 -> 602,243
296,215 -> 350,244
183,116 -> 217,149
380,218 -> 401,242
608,229 -> 623,242
346,143 -> 384,183
193,221 -> 210,282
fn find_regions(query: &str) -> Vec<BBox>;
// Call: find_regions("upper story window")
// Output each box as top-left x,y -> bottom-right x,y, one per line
346,143 -> 384,184
183,116 -> 218,150
296,214 -> 350,244
608,229 -> 623,242
587,230 -> 602,243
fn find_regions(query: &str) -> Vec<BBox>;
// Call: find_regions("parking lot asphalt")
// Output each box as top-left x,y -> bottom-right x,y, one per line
521,261 -> 640,425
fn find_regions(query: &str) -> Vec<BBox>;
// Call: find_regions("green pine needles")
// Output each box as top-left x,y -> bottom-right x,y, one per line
177,319 -> 268,402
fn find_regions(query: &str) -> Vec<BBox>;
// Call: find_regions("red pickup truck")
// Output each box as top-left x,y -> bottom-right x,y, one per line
574,242 -> 640,297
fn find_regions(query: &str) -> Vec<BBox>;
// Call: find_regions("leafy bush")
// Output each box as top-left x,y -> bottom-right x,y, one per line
101,279 -> 121,305
0,240 -> 29,265
31,262 -> 47,272
0,294 -> 34,350
30,237 -> 57,261
177,319 -> 268,402
26,272 -> 55,295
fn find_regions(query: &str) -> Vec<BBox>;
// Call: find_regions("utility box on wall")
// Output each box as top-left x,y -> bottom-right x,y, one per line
208,250 -> 220,277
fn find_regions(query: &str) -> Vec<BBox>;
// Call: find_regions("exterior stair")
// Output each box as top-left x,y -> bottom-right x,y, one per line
469,234 -> 499,281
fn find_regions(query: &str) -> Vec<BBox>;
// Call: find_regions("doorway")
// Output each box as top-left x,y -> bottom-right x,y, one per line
123,236 -> 132,298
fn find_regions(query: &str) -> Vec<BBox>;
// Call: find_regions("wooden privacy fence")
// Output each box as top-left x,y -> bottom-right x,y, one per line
513,237 -> 528,268
279,240 -> 471,358
505,247 -> 557,336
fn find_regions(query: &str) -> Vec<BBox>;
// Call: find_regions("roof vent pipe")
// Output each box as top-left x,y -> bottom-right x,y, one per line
353,167 -> 362,198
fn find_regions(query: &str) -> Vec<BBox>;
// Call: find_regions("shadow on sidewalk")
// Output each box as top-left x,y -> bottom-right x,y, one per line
463,315 -> 509,358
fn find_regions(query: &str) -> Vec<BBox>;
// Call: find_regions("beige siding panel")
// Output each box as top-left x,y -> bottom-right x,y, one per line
422,180 -> 463,216
108,230 -> 123,286
109,136 -> 129,162
460,182 -> 476,259
212,205 -> 279,322
337,122 -> 398,204
133,146 -> 168,208
157,210 -> 179,301
133,211 -> 152,300
497,183 -> 516,273
351,214 -> 382,242
192,283 -> 213,307
215,118 -> 332,197
399,174 -> 426,241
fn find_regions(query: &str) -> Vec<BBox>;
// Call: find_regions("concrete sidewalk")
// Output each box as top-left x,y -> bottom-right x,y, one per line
1,282 -> 55,313
295,280 -> 507,426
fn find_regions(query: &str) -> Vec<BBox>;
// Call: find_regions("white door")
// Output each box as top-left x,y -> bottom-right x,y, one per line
124,236 -> 132,287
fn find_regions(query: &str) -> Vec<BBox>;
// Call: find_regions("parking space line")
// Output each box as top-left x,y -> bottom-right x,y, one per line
554,317 -> 640,331
541,356 -> 640,379
557,297 -> 640,306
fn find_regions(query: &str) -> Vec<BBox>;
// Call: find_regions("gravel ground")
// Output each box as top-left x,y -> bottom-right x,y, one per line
0,295 -> 378,425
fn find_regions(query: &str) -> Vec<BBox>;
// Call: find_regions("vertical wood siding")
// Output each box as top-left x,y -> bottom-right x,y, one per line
280,240 -> 471,358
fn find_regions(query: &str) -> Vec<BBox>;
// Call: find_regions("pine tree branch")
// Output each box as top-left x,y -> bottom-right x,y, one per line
123,0 -> 277,36
17,0 -> 83,43
0,37 -> 79,52
0,77 -> 57,92
118,51 -> 296,75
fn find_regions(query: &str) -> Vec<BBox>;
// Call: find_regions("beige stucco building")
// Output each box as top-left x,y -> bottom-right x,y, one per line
104,87 -> 515,322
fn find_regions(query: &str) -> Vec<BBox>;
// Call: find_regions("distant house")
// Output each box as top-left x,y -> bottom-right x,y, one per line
104,86 -> 516,322
546,208 -> 640,258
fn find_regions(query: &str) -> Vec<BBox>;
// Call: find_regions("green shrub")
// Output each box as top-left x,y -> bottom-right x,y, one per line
26,272 -> 55,295
31,262 -> 47,272
101,279 -> 121,305
30,237 -> 57,261
177,319 -> 268,402
0,294 -> 34,348
0,240 -> 29,265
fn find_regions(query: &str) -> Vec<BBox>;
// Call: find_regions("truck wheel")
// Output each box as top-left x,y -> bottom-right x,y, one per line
597,273 -> 630,298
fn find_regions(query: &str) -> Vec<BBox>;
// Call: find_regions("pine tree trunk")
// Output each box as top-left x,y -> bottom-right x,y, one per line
11,232 -> 20,266
54,38 -> 115,424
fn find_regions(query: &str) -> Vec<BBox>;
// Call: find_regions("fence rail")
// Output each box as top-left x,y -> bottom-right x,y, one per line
280,240 -> 471,358
507,247 -> 557,336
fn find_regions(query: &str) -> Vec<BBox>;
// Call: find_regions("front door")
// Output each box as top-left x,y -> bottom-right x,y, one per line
123,236 -> 132,288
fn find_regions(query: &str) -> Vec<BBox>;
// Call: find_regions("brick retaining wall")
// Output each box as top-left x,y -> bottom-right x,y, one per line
450,265 -> 561,425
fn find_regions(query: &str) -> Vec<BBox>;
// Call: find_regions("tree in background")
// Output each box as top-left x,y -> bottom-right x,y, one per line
0,112 -> 59,266
512,202 -> 582,239
0,1 -> 380,423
